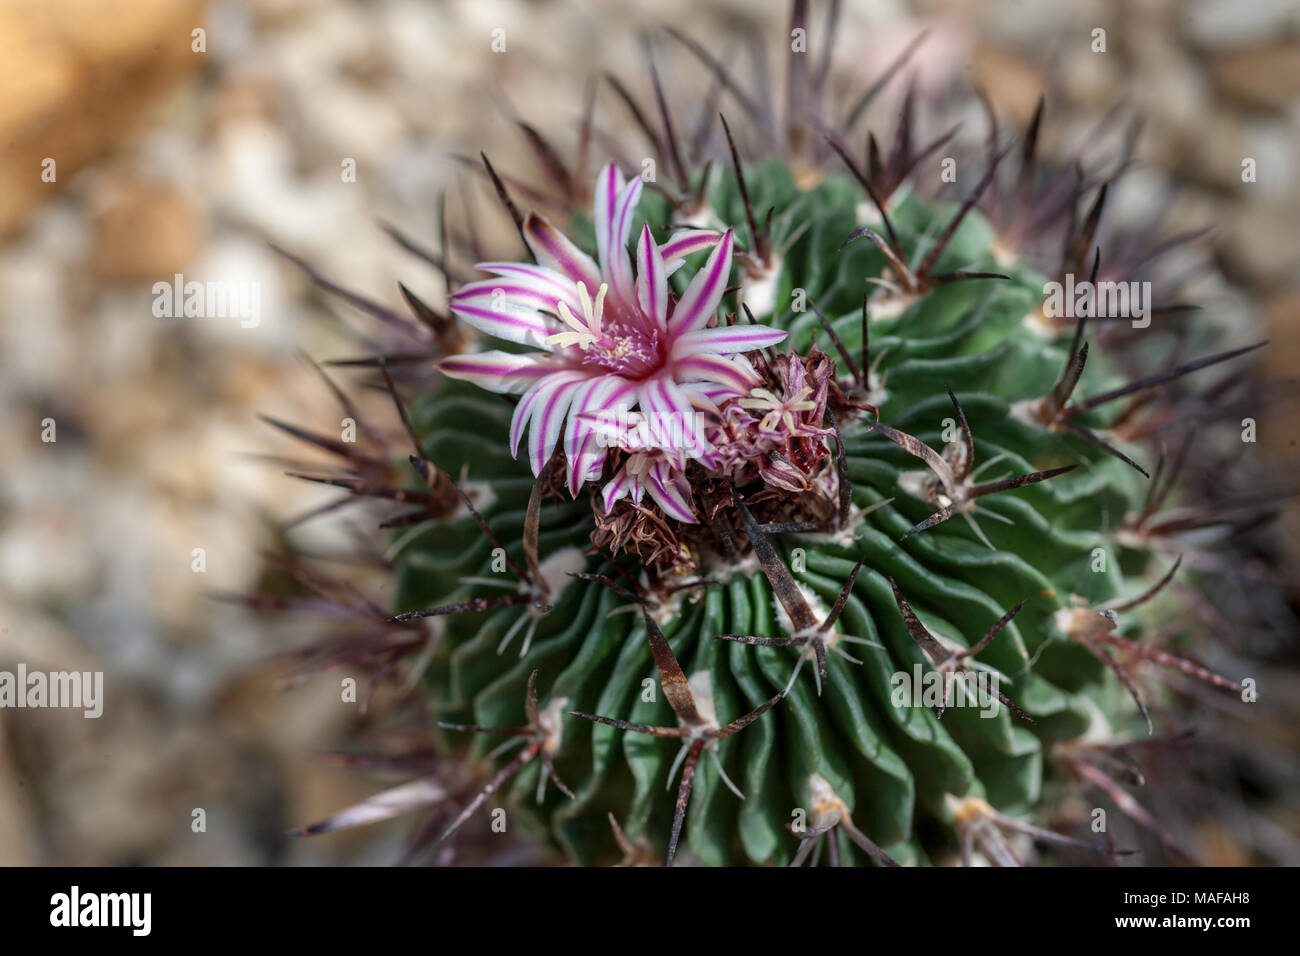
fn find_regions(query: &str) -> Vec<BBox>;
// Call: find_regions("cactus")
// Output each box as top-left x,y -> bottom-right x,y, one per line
270,5 -> 1266,867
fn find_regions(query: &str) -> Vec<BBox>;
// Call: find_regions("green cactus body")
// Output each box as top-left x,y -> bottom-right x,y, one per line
392,162 -> 1159,866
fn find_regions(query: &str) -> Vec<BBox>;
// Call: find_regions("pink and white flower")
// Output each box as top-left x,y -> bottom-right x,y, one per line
439,163 -> 787,519
582,409 -> 713,523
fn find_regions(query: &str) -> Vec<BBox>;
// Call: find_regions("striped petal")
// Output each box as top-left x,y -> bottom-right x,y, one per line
646,461 -> 698,523
564,375 -> 636,495
438,351 -> 557,395
510,383 -> 543,459
660,229 -> 725,271
678,380 -> 734,413
635,224 -> 668,331
450,283 -> 558,349
593,164 -> 624,275
527,374 -> 591,475
673,323 -> 788,357
510,369 -> 589,457
604,174 -> 643,308
639,376 -> 707,460
468,262 -> 583,315
639,376 -> 696,430
601,465 -> 636,513
667,229 -> 734,336
524,213 -> 601,291
674,353 -> 761,393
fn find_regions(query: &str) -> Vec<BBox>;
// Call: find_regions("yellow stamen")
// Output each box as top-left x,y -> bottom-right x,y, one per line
545,281 -> 608,349
738,388 -> 779,410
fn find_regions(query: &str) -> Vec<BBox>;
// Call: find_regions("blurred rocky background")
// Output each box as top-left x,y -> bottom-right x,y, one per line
0,0 -> 1295,864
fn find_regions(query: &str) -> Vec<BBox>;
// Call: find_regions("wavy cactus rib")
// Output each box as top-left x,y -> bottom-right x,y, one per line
373,157 -> 1248,867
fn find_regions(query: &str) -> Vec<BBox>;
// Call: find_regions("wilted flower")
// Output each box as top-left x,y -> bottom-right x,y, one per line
713,349 -> 836,493
439,163 -> 786,504
739,385 -> 819,435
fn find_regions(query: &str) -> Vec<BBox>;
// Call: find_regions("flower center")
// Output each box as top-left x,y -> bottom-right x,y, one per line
583,318 -> 661,378
545,281 -> 662,378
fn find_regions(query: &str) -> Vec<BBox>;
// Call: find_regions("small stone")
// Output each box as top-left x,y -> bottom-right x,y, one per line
974,47 -> 1046,126
90,179 -> 204,280
1212,44 -> 1300,111
0,0 -> 204,236
1224,203 -> 1300,288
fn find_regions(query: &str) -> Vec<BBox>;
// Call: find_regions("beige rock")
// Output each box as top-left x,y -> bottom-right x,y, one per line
1212,44 -> 1300,111
974,47 -> 1045,126
1225,203 -> 1300,289
90,178 -> 204,280
0,0 -> 207,236
1263,290 -> 1300,383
